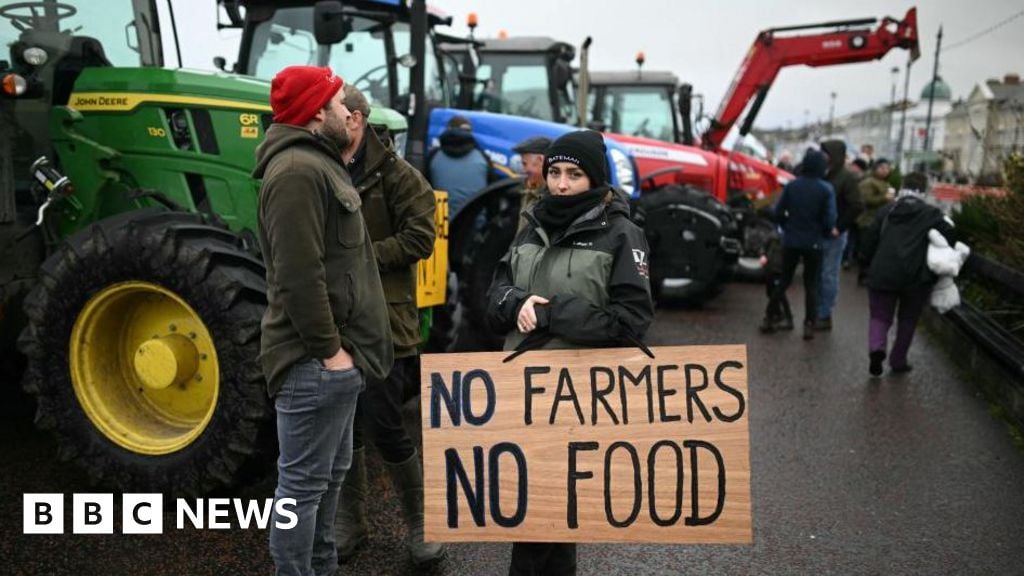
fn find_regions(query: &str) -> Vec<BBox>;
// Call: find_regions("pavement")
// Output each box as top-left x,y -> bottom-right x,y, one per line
3,269 -> 1024,575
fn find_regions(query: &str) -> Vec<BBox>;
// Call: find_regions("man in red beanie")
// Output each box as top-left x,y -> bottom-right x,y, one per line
254,65 -> 394,576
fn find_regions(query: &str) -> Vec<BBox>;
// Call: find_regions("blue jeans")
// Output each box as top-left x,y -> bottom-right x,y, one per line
818,231 -> 848,320
269,359 -> 364,576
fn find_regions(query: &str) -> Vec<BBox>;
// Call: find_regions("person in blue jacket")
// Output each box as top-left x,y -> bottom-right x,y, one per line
427,115 -> 494,218
772,148 -> 837,340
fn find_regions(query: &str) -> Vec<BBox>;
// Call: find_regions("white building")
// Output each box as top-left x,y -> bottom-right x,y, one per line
944,74 -> 1024,181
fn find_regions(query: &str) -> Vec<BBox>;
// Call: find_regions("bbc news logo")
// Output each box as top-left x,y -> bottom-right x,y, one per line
23,494 -> 298,534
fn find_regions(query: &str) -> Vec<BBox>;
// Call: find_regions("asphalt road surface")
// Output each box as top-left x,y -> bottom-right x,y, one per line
3,270 -> 1023,575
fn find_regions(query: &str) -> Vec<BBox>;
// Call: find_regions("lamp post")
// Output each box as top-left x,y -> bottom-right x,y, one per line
896,55 -> 914,171
889,66 -> 899,158
828,91 -> 837,135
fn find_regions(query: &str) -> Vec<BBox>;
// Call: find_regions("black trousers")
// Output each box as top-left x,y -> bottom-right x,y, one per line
509,543 -> 576,576
352,354 -> 417,464
774,247 -> 823,325
764,273 -> 792,322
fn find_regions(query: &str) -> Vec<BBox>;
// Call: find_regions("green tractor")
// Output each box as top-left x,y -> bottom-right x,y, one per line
0,0 -> 448,495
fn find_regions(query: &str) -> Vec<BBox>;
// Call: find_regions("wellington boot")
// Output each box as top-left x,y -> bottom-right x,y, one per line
385,451 -> 447,565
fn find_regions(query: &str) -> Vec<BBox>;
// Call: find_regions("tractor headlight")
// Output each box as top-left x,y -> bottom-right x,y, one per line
609,148 -> 636,196
23,47 -> 48,66
2,73 -> 27,96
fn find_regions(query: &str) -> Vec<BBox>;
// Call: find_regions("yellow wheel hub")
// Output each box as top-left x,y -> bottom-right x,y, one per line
70,281 -> 220,456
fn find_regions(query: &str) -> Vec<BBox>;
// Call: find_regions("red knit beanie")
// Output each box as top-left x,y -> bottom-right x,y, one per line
270,66 -> 345,127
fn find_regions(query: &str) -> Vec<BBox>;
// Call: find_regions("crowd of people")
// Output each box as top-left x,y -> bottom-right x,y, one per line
762,141 -> 962,376
253,64 -> 963,576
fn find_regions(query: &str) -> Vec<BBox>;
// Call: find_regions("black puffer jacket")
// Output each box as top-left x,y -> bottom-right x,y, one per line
486,189 -> 654,351
860,194 -> 955,291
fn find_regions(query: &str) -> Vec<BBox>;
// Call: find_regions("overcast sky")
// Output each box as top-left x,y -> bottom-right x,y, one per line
179,0 -> 1024,129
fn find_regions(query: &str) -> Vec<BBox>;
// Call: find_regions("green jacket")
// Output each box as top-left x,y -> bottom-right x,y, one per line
350,128 -> 436,357
516,181 -> 547,232
857,176 -> 891,229
487,189 -> 654,352
253,124 -> 393,397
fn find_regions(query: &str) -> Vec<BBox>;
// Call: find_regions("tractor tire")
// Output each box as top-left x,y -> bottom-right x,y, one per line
0,217 -> 45,386
17,209 -> 271,496
456,190 -> 520,352
639,184 -> 738,303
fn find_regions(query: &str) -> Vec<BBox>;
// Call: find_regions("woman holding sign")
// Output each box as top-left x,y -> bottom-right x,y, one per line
486,129 -> 655,575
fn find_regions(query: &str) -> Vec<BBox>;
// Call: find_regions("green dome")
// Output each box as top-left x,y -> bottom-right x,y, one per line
920,77 -> 951,101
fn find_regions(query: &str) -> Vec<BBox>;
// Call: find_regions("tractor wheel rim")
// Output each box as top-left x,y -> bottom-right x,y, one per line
70,281 -> 220,455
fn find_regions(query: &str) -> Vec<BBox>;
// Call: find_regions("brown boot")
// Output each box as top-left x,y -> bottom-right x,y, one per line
385,451 -> 447,565
334,448 -> 369,560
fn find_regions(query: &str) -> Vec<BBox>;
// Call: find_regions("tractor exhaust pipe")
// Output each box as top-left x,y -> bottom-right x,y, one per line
576,36 -> 592,128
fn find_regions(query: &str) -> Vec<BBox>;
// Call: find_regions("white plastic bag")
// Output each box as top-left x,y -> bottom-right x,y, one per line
927,228 -> 970,313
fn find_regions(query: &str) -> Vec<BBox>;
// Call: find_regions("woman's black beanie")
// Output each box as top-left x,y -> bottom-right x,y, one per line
543,130 -> 608,186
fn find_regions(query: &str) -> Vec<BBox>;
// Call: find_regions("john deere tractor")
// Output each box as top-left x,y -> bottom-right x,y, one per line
0,0 -> 294,495
0,0 -> 453,495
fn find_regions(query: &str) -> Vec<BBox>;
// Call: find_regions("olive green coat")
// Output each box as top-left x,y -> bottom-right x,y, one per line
857,175 -> 892,229
253,124 -> 393,396
352,128 -> 437,357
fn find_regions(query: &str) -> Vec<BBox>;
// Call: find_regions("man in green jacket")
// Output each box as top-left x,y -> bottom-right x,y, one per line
254,66 -> 394,576
334,85 -> 444,565
857,158 -> 894,230
856,159 -> 894,283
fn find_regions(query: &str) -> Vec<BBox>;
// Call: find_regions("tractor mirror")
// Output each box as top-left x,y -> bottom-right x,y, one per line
552,61 -> 572,91
314,1 -> 350,45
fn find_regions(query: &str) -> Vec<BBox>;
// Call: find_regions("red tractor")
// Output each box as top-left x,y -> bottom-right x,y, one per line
598,8 -> 920,297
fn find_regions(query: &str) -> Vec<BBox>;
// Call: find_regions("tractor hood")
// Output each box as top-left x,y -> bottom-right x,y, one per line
67,68 -> 272,114
605,132 -> 792,202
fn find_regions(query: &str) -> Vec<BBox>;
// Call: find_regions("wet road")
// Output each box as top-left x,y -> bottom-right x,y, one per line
4,270 -> 1024,575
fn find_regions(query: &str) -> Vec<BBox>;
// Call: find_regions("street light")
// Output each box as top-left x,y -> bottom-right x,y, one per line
890,66 -> 899,158
829,92 -> 837,135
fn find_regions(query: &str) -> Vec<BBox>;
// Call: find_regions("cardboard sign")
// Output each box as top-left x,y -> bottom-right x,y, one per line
420,345 -> 751,543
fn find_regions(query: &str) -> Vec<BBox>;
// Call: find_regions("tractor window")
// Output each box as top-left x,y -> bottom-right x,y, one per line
473,54 -> 552,121
0,1 -> 144,68
247,10 -> 447,113
248,10 -> 394,106
595,86 -> 675,141
388,26 -> 449,107
249,23 -> 317,79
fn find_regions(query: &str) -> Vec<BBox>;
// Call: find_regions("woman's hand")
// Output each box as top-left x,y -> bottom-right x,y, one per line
517,295 -> 550,333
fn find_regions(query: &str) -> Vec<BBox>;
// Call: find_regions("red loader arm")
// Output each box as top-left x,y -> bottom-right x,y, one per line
703,7 -> 920,151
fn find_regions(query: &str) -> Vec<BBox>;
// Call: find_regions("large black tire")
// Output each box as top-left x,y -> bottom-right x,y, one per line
455,189 -> 520,352
444,179 -> 522,352
639,184 -> 738,303
18,209 -> 271,496
0,216 -> 44,385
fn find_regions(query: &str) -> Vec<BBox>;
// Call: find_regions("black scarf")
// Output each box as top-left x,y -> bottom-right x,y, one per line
533,186 -> 610,233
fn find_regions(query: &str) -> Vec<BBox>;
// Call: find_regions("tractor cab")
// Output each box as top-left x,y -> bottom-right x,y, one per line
229,0 -> 460,162
0,0 -> 163,214
585,70 -> 683,143
442,35 -> 576,124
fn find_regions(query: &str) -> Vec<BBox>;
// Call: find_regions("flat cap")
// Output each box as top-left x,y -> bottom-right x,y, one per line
512,136 -> 552,155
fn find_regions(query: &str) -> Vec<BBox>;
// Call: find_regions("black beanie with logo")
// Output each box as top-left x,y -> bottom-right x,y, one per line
543,130 -> 608,187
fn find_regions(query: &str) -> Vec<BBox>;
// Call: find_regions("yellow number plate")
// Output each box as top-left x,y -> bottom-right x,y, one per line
416,190 -> 448,308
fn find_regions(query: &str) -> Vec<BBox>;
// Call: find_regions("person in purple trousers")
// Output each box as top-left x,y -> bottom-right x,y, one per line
859,172 -> 955,376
